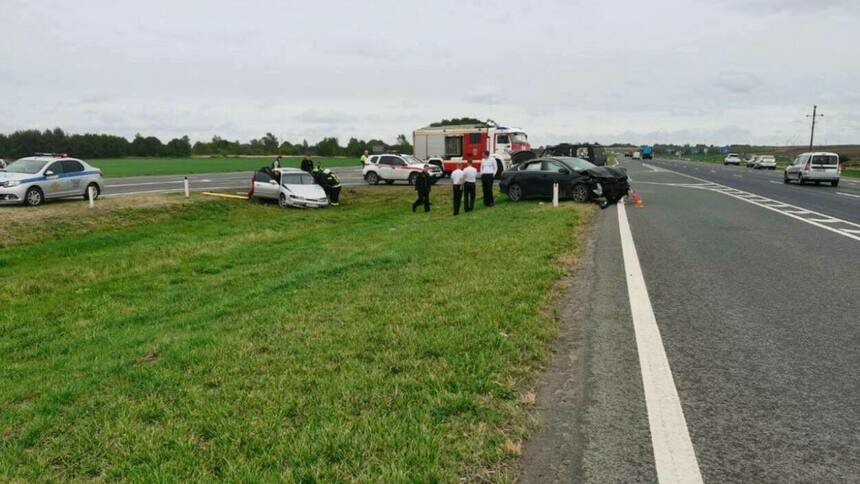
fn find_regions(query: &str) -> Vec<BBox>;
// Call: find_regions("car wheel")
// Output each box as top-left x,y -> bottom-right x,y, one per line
365,172 -> 379,185
831,180 -> 839,187
384,180 -> 395,185
408,172 -> 417,185
25,186 -> 44,206
279,193 -> 289,208
571,183 -> 589,203
783,172 -> 790,184
508,183 -> 523,201
797,173 -> 804,185
84,183 -> 100,200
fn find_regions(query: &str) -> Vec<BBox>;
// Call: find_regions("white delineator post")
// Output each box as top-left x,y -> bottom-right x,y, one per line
88,186 -> 95,208
184,176 -> 190,197
552,182 -> 559,207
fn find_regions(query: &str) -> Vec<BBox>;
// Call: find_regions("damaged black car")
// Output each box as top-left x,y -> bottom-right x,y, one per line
499,156 -> 629,208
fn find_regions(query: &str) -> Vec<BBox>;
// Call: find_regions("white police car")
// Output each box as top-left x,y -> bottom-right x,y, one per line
0,153 -> 104,206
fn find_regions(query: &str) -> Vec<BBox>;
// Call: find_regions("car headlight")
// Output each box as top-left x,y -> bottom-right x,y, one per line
2,180 -> 20,188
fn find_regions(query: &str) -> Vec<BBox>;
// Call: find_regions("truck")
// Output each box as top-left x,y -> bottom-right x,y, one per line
413,121 -> 531,177
640,145 -> 654,160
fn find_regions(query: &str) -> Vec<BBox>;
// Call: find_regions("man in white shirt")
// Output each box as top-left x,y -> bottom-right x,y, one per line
462,160 -> 478,212
479,150 -> 497,207
450,165 -> 465,215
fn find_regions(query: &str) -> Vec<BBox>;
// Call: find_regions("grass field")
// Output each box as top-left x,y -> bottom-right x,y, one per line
94,156 -> 361,178
0,188 -> 593,481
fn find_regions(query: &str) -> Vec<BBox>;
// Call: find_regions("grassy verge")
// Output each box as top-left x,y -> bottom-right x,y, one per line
93,156 -> 361,178
658,153 -> 860,178
0,187 -> 593,481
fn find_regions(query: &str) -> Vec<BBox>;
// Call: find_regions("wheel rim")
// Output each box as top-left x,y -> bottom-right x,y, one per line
572,185 -> 588,202
27,189 -> 41,205
279,195 -> 288,207
366,173 -> 378,184
509,184 -> 522,201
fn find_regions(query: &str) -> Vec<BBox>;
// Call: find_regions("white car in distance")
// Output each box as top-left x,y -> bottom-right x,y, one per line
754,155 -> 776,170
362,154 -> 442,185
724,153 -> 742,165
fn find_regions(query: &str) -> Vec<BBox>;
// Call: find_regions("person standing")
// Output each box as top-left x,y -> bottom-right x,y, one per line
462,160 -> 478,212
271,155 -> 282,169
412,165 -> 432,213
300,156 -> 314,172
450,164 -> 464,215
360,150 -> 370,166
480,150 -> 497,207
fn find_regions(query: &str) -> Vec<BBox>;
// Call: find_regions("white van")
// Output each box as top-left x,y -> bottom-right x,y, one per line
784,152 -> 840,187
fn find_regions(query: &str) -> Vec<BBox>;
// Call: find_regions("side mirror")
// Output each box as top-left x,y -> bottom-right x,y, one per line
269,180 -> 277,185
44,170 -> 55,177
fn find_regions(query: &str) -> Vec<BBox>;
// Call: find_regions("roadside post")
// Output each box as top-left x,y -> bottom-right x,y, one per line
553,183 -> 559,207
88,186 -> 95,208
184,176 -> 190,198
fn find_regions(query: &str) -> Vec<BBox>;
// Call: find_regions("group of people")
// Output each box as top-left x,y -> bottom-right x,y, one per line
412,150 -> 498,215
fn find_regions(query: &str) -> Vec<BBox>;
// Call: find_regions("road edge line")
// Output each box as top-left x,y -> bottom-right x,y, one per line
617,201 -> 704,483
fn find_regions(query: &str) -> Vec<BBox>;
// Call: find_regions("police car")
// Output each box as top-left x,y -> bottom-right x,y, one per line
0,153 -> 104,206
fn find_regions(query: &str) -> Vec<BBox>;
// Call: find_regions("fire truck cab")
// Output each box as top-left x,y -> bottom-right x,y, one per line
413,121 -> 531,177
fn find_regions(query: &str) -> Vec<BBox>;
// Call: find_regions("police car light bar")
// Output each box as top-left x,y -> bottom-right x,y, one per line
34,152 -> 69,158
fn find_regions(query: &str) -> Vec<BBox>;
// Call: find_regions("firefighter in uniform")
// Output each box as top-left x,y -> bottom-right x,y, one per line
322,168 -> 342,205
412,165 -> 432,213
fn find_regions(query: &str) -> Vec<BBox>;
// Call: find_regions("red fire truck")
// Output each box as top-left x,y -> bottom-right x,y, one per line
413,121 -> 531,176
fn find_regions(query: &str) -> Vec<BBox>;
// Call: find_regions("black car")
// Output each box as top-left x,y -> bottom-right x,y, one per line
499,156 -> 629,206
540,143 -> 607,166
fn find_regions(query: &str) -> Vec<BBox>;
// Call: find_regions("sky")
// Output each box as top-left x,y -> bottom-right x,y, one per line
1,0 -> 859,147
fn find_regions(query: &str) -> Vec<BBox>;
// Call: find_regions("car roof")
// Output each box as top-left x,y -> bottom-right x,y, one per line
800,152 -> 839,156
273,167 -> 307,173
17,156 -> 85,163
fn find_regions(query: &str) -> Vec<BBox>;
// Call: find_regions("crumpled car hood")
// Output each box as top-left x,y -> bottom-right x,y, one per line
584,166 -> 628,179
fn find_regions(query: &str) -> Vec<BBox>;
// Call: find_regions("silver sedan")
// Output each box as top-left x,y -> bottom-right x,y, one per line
0,155 -> 104,206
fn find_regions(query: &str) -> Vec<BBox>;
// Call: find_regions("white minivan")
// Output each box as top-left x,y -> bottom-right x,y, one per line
784,152 -> 840,187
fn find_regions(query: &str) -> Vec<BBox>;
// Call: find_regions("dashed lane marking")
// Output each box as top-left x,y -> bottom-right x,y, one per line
837,192 -> 860,199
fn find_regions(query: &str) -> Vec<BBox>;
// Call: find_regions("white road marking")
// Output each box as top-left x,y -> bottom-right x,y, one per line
837,192 -> 860,199
650,166 -> 860,242
617,202 -> 704,484
769,181 -> 783,185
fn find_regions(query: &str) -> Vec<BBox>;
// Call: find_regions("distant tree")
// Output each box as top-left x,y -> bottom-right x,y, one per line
429,117 -> 484,127
395,133 -> 413,154
260,132 -> 279,153
345,137 -> 367,157
130,134 -> 164,157
315,137 -> 341,156
164,136 -> 192,157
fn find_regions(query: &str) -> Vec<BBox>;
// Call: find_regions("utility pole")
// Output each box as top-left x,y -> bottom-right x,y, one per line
806,105 -> 824,152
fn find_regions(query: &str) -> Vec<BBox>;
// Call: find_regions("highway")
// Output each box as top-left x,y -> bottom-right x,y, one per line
521,158 -> 860,482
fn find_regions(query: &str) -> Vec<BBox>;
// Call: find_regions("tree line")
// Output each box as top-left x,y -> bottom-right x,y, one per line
0,129 -> 413,160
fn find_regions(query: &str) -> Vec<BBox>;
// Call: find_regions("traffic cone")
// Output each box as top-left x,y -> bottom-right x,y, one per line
630,191 -> 645,208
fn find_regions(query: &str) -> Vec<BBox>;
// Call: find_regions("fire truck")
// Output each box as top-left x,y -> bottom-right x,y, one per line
413,120 -> 531,176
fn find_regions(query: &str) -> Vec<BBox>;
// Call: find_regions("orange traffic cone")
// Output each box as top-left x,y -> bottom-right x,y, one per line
630,191 -> 645,208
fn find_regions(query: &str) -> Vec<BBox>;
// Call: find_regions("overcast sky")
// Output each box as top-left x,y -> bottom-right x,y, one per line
2,0 -> 859,146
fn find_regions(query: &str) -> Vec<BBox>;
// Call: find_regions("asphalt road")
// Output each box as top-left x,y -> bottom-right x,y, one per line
522,158 -> 859,482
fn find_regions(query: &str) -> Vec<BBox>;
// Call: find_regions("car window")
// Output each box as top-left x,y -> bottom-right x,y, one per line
282,173 -> 315,185
812,155 -> 838,165
255,171 -> 272,183
524,161 -> 543,171
563,158 -> 598,171
4,159 -> 47,174
369,155 -> 379,164
379,155 -> 399,165
62,160 -> 84,173
46,161 -> 65,174
545,160 -> 568,173
497,135 -> 510,144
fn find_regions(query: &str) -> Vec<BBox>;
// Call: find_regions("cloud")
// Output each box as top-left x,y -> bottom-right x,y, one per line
713,71 -> 762,94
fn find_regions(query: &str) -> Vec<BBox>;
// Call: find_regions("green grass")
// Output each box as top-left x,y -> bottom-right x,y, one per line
0,188 -> 592,481
94,156 -> 361,178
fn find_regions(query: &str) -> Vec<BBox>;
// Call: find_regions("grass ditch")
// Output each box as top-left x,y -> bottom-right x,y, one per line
0,187 -> 595,481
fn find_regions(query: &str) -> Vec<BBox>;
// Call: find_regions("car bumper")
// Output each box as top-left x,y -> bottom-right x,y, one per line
0,186 -> 28,205
800,171 -> 840,181
285,198 -> 329,208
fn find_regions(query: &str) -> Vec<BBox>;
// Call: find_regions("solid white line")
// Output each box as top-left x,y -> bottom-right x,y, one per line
837,192 -> 860,199
617,202 -> 704,483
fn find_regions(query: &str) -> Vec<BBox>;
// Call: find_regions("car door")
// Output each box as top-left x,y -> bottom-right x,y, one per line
517,160 -> 545,197
542,159 -> 574,198
42,161 -> 68,198
253,170 -> 279,199
62,159 -> 86,196
378,155 -> 400,180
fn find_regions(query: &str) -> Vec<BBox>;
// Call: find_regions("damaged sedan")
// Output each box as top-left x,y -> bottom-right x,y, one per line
499,156 -> 629,208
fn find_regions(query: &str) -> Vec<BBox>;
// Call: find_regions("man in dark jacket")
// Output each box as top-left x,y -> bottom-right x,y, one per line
412,165 -> 432,213
300,156 -> 314,172
321,168 -> 342,205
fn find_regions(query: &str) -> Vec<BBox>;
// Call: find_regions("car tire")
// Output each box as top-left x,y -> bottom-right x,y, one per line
279,193 -> 289,208
384,180 -> 395,185
797,173 -> 804,185
84,183 -> 100,200
571,183 -> 589,203
408,172 -> 417,186
831,180 -> 839,187
508,183 -> 523,202
365,172 -> 380,185
25,186 -> 44,206
783,172 -> 790,184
